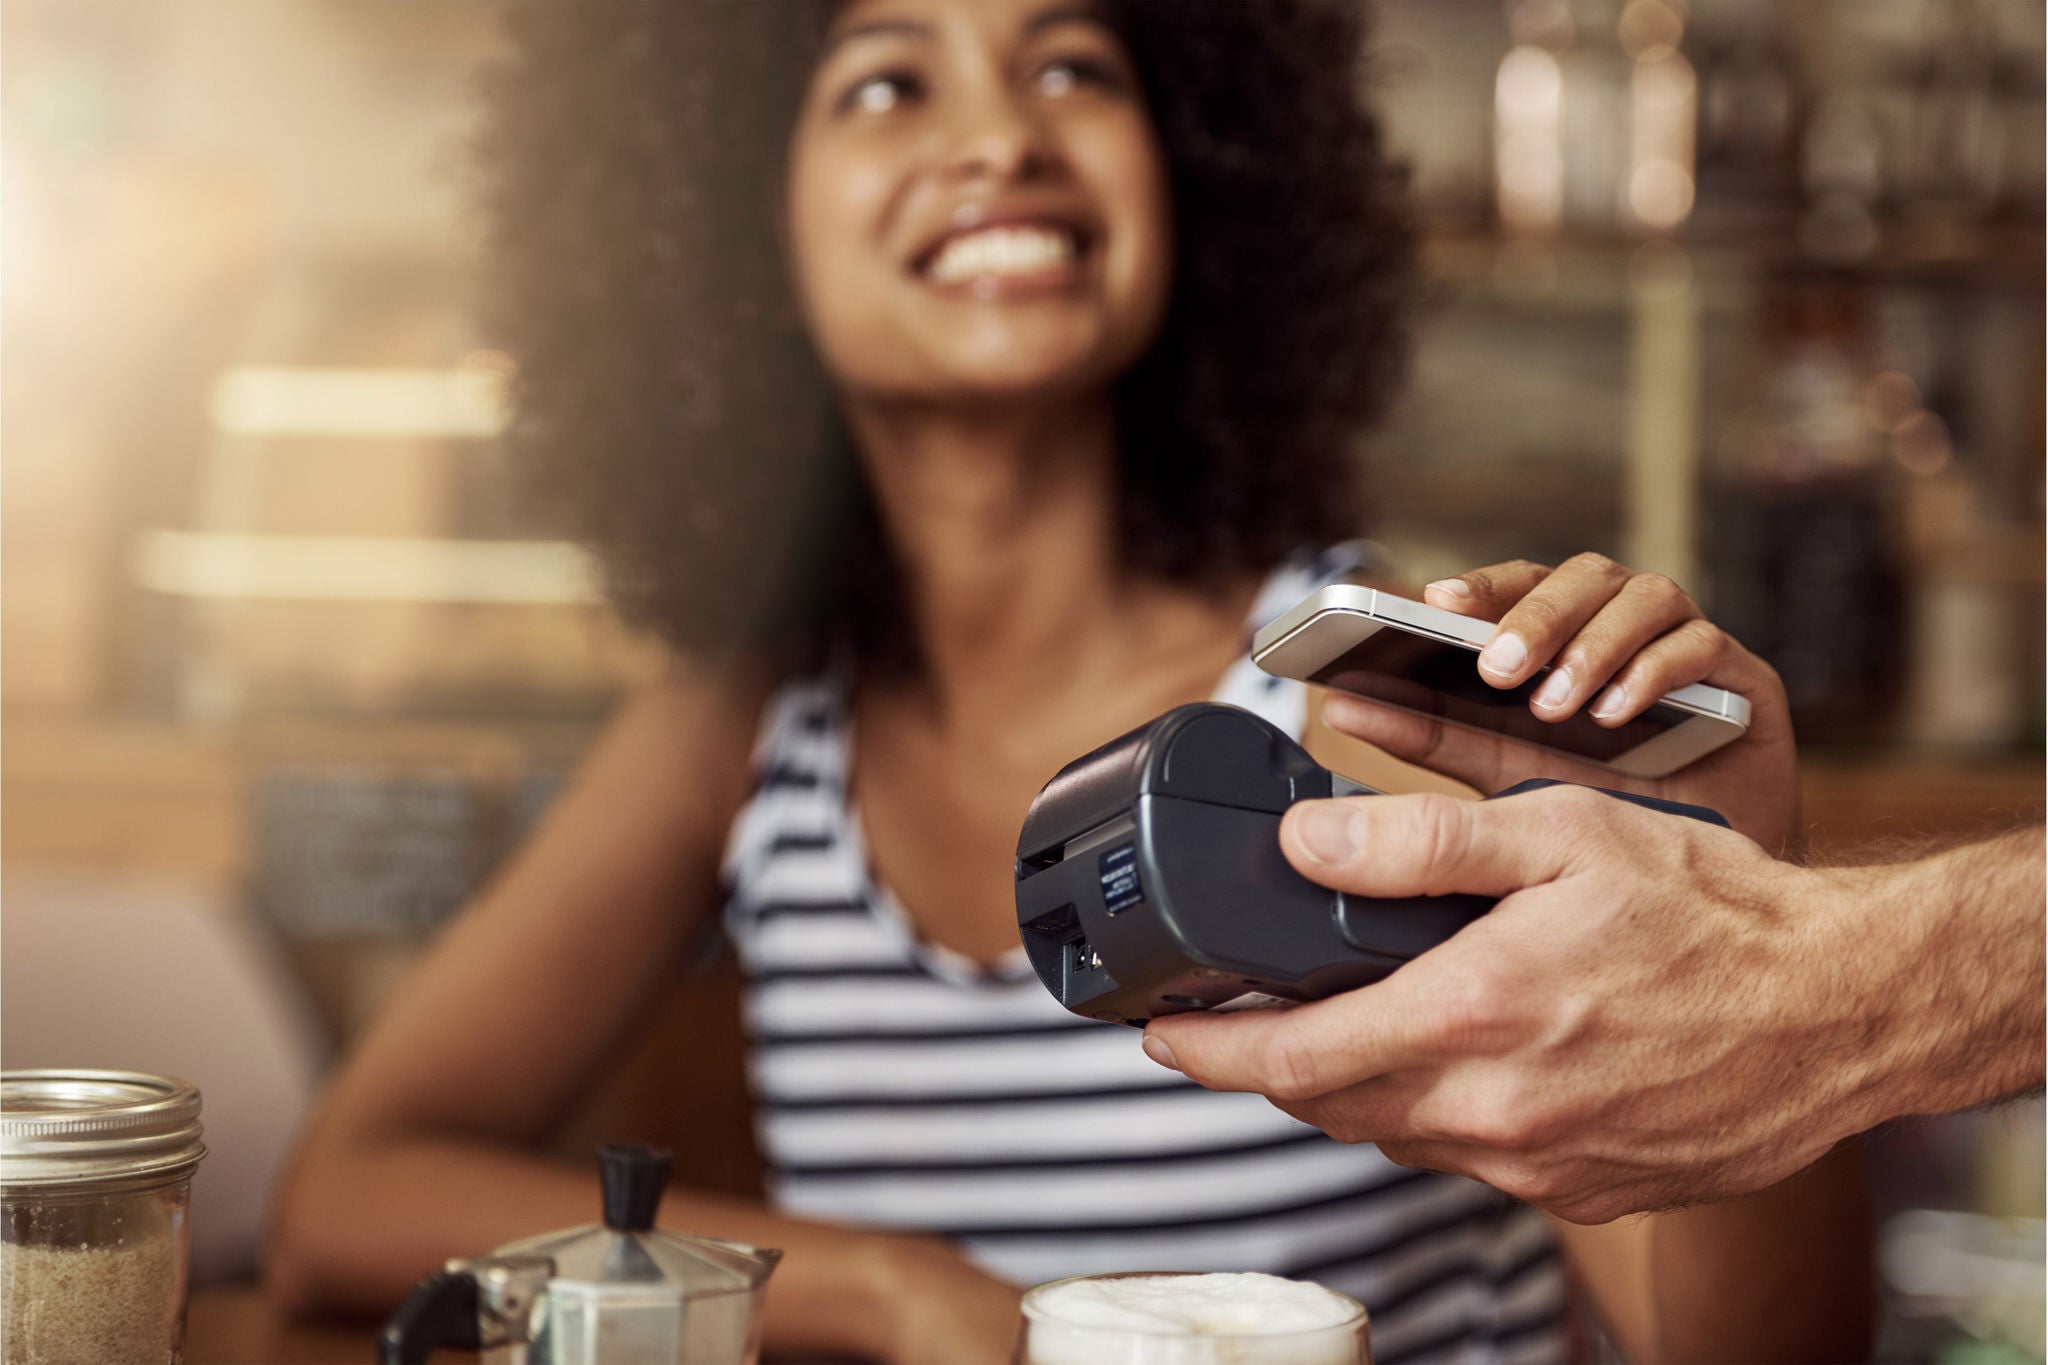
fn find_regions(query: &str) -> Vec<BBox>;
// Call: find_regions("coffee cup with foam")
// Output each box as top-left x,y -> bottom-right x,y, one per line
1015,1271 -> 1369,1365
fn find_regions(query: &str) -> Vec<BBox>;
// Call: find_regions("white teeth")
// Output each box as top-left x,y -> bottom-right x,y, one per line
925,226 -> 1076,284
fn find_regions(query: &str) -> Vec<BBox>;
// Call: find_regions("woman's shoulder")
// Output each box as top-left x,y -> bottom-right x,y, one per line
589,657 -> 801,840
626,654 -> 783,738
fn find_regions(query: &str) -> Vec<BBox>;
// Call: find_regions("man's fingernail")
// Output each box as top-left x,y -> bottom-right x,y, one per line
1591,684 -> 1627,720
1531,668 -> 1572,711
1142,1034 -> 1179,1071
1478,633 -> 1527,679
1425,578 -> 1471,600
1295,802 -> 1363,864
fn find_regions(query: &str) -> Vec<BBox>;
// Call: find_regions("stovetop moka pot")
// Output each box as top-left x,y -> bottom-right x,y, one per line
381,1146 -> 781,1365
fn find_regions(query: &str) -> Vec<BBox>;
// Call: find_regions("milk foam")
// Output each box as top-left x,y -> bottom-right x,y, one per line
1024,1273 -> 1364,1365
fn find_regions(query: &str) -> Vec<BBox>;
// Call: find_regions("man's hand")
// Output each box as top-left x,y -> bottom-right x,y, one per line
1142,786 -> 1886,1224
1327,556 -> 1803,853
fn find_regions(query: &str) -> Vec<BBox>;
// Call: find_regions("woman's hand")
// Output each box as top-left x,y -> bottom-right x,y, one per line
1329,554 -> 1800,852
871,1236 -> 1024,1365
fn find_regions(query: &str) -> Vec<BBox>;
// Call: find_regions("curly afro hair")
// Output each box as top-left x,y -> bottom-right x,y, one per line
478,0 -> 1413,674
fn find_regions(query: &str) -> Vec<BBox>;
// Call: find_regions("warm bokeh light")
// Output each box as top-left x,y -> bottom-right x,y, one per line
1892,410 -> 1956,477
1628,52 -> 1696,231
1618,0 -> 1686,63
133,531 -> 598,605
207,367 -> 509,439
1505,0 -> 1574,50
1630,159 -> 1696,230
1495,45 -> 1564,233
1862,371 -> 1925,434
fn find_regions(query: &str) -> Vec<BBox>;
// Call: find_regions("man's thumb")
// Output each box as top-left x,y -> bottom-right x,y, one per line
1279,789 -> 1579,900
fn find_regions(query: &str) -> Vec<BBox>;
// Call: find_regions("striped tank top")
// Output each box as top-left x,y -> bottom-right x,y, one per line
719,544 -> 1570,1365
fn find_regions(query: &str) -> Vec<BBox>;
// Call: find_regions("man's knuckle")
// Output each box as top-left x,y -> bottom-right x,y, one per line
1321,1109 -> 1371,1145
1555,1189 -> 1622,1225
1542,783 -> 1609,825
1431,972 -> 1504,1052
1407,793 -> 1473,889
1586,1193 -> 1630,1224
1257,1027 -> 1327,1101
1381,1141 -> 1459,1177
1377,1141 -> 1422,1169
1525,786 -> 1606,848
1520,1103 -> 1569,1149
1444,1076 -> 1526,1147
1528,1163 -> 1588,1208
1468,1100 -> 1538,1151
1493,1165 -> 1545,1205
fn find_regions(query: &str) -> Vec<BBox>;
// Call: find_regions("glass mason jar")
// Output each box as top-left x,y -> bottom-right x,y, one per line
0,1071 -> 207,1365
1013,1271 -> 1370,1365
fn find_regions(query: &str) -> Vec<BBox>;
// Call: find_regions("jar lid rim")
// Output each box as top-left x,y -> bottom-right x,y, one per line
0,1070 -> 205,1184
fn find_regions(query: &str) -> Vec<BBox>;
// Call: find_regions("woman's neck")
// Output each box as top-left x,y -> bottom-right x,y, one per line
841,394 -> 1232,732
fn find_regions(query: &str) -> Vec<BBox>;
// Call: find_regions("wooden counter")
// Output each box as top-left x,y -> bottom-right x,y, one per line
188,1283 -> 403,1365
185,1282 -> 849,1364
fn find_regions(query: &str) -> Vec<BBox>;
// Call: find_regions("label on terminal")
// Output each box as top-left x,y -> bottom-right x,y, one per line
1098,843 -> 1144,915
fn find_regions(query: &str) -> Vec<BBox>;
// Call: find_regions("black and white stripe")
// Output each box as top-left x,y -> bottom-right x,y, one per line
716,545 -> 1569,1364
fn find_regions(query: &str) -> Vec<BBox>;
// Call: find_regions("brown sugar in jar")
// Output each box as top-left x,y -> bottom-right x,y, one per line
0,1072 -> 205,1365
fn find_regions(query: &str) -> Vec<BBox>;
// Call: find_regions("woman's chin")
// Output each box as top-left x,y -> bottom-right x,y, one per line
899,334 -> 1139,407
939,362 -> 1112,406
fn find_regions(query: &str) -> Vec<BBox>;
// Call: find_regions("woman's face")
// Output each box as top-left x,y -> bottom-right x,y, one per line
786,0 -> 1173,405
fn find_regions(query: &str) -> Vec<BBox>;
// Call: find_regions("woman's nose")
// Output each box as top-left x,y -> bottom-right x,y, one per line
938,91 -> 1059,185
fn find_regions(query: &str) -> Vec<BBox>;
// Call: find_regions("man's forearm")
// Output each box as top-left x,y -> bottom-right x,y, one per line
1830,827 -> 2045,1128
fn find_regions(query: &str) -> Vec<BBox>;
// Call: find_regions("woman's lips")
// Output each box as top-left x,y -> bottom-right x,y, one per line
914,220 -> 1092,297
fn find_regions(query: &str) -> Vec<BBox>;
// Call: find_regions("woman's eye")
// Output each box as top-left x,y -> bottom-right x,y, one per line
1035,56 -> 1122,99
841,71 -> 922,116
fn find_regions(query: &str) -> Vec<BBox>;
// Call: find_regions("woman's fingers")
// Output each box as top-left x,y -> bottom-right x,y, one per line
1589,618 -> 1784,733
1583,617 -> 1721,726
1474,552 -> 1636,690
1431,556 -> 1719,724
1321,692 -> 1511,792
1422,560 -> 1552,622
1528,570 -> 1700,722
1356,555 -> 1788,789
1320,692 -> 1620,795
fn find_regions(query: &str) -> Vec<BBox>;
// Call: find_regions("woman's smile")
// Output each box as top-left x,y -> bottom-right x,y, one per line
912,203 -> 1098,298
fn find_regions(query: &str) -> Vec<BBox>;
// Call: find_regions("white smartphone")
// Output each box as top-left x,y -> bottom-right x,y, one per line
1251,585 -> 1751,778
